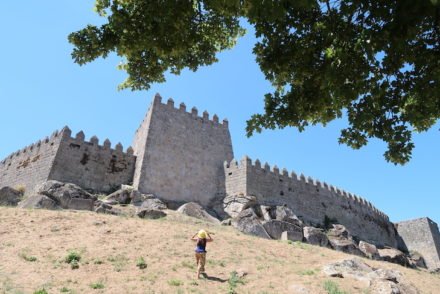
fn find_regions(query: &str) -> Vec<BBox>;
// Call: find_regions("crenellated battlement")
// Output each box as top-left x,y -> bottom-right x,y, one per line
134,93 -> 229,133
65,128 -> 134,155
224,156 -> 390,222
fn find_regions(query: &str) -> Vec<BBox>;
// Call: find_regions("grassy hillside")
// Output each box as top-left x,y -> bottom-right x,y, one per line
0,207 -> 438,294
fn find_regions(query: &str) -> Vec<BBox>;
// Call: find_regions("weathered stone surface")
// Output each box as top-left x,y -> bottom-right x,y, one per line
0,187 -> 22,206
131,190 -> 155,206
260,205 -> 273,221
231,208 -> 271,239
281,230 -> 303,242
274,205 -> 304,226
140,197 -> 167,210
328,236 -> 365,257
328,224 -> 350,239
262,220 -> 302,240
359,241 -> 380,260
177,202 -> 220,224
378,248 -> 410,267
323,258 -> 420,294
408,252 -> 426,269
94,202 -> 120,215
137,208 -> 166,219
67,198 -> 94,211
303,227 -> 329,247
223,195 -> 257,218
19,194 -> 60,210
104,188 -> 132,205
37,180 -> 95,209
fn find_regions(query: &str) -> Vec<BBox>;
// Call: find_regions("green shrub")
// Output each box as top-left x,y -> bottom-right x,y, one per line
136,257 -> 147,269
65,251 -> 81,264
90,282 -> 104,289
167,279 -> 183,286
323,280 -> 348,294
33,289 -> 48,294
228,271 -> 245,294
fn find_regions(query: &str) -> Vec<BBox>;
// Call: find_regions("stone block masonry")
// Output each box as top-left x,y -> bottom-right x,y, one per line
225,156 -> 398,247
0,127 -> 135,195
397,218 -> 440,270
0,129 -> 65,195
132,94 -> 234,206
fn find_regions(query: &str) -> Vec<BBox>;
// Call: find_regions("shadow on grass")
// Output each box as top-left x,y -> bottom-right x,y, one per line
202,273 -> 227,283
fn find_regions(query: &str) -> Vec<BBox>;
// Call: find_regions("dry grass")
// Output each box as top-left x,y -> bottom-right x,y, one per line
0,207 -> 439,294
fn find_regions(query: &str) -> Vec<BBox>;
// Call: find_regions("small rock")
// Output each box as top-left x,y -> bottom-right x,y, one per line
328,224 -> 350,239
303,227 -> 328,247
221,218 -> 232,226
104,187 -> 131,205
140,197 -> 167,210
288,284 -> 310,294
18,194 -> 60,210
408,252 -> 426,269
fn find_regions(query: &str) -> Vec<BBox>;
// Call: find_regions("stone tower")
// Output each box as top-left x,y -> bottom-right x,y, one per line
131,94 -> 234,206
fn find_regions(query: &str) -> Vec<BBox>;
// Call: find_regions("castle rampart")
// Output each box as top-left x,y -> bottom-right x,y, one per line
0,129 -> 66,195
49,128 -> 136,193
225,156 -> 397,247
0,126 -> 136,195
132,94 -> 233,206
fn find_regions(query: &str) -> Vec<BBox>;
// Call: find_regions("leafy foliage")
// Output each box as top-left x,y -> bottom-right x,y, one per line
69,0 -> 440,164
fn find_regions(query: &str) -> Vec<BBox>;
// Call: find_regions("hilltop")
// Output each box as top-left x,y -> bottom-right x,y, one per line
0,207 -> 439,294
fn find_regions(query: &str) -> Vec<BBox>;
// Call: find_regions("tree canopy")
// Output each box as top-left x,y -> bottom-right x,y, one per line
69,0 -> 440,164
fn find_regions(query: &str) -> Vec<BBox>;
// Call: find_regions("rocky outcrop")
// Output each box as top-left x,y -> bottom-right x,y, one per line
378,248 -> 410,267
137,208 -> 166,219
223,195 -> 257,218
323,258 -> 419,294
359,241 -> 380,260
231,208 -> 271,239
281,230 -> 303,242
303,227 -> 329,247
327,224 -> 364,257
0,187 -> 22,206
262,220 -> 303,240
274,205 -> 304,226
19,181 -> 95,211
408,252 -> 426,269
140,197 -> 167,211
177,202 -> 220,224
103,186 -> 132,205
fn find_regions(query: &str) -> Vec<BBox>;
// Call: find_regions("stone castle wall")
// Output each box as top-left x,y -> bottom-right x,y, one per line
397,218 -> 440,269
132,94 -> 234,206
0,129 -> 65,195
225,157 -> 397,247
49,128 -> 136,193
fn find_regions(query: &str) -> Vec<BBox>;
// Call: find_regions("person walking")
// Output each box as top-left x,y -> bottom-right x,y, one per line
191,229 -> 213,279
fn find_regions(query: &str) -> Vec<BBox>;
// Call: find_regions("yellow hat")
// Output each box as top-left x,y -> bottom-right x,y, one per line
197,229 -> 207,238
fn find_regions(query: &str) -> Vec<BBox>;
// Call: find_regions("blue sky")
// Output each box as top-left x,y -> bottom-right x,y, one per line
1,2 -> 438,224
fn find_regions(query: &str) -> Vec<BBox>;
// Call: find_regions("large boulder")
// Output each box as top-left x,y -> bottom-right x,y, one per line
327,224 -> 350,239
303,227 -> 329,247
137,208 -> 166,219
19,181 -> 94,210
103,186 -> 132,205
408,252 -> 426,269
231,208 -> 271,239
262,220 -> 303,240
177,202 -> 220,224
378,248 -> 410,267
140,197 -> 167,210
281,231 -> 303,242
323,258 -> 419,294
0,187 -> 22,206
223,195 -> 257,218
274,205 -> 304,227
19,194 -> 60,210
359,241 -> 380,260
328,236 -> 365,257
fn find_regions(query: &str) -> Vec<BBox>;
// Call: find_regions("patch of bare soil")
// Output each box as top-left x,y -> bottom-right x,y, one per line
0,207 -> 438,294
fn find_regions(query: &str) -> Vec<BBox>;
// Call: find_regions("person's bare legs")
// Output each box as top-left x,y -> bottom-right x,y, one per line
195,253 -> 201,279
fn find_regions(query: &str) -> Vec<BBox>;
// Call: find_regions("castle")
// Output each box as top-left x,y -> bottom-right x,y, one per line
1,93 -> 439,270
